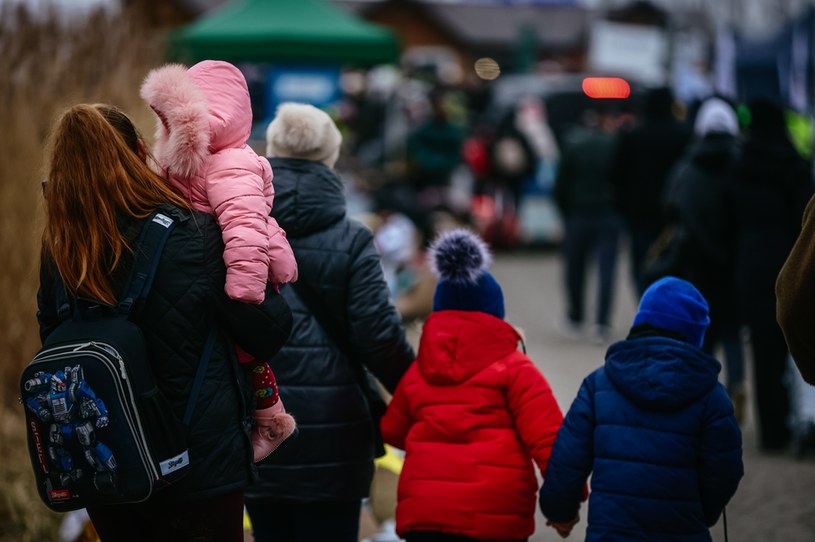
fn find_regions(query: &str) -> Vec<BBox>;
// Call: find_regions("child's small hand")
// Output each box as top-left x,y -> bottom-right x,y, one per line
546,514 -> 579,538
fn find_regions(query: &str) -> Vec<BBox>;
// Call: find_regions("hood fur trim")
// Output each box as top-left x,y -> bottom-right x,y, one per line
140,63 -> 210,179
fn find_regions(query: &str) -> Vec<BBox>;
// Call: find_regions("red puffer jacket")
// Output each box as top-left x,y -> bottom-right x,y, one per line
381,310 -> 563,540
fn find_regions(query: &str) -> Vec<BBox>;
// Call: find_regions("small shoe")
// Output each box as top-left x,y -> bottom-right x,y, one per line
252,404 -> 297,463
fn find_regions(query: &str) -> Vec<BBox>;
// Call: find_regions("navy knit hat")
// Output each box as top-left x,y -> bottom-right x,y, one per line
632,276 -> 710,348
429,229 -> 505,319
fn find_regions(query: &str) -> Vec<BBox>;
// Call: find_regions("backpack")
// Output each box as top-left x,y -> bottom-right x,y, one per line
20,210 -> 214,512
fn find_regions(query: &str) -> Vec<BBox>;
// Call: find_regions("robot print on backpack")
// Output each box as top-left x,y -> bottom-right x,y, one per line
23,365 -> 118,496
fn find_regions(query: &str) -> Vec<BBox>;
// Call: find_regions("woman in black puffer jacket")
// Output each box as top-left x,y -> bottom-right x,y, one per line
37,104 -> 292,542
245,103 -> 415,542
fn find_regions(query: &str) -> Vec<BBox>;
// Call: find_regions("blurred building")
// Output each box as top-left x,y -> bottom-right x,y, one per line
337,0 -> 589,82
584,0 -> 811,37
140,0 -> 815,114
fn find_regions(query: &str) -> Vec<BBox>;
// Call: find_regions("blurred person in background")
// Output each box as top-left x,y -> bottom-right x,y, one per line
406,87 -> 466,211
554,107 -> 622,344
611,86 -> 691,296
490,99 -> 541,208
661,96 -> 746,419
728,97 -> 813,452
245,103 -> 415,542
371,183 -> 437,323
515,96 -> 560,189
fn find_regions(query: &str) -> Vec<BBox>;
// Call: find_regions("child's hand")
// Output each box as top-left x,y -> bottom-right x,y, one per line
546,514 -> 579,538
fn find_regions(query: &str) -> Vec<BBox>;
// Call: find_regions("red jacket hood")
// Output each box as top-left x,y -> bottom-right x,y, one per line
417,311 -> 521,385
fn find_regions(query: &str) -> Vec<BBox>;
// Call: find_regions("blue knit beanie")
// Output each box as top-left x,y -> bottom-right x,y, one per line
429,229 -> 505,319
632,276 -> 710,348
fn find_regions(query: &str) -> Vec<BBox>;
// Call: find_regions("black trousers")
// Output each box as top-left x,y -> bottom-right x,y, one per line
245,498 -> 361,542
562,212 -> 622,326
750,322 -> 791,450
88,489 -> 244,542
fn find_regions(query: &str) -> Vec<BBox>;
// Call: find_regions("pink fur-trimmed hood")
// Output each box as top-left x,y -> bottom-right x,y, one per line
140,60 -> 253,179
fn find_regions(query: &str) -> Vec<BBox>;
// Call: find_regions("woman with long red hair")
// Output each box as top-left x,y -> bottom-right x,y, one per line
37,103 -> 292,542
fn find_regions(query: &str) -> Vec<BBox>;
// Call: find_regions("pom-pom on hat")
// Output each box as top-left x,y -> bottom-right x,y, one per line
632,276 -> 710,348
429,229 -> 504,319
266,102 -> 342,168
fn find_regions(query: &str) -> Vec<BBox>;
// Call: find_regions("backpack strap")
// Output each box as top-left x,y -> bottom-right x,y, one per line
118,210 -> 214,429
119,211 -> 177,316
55,278 -> 72,321
51,209 -> 213,429
183,327 -> 217,427
53,210 -> 176,321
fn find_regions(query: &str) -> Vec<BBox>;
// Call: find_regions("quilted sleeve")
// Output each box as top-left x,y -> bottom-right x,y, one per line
698,384 -> 744,526
205,210 -> 293,361
505,354 -> 563,476
267,214 -> 298,284
380,364 -> 417,451
206,154 -> 270,305
539,376 -> 596,523
216,282 -> 293,361
345,225 -> 414,393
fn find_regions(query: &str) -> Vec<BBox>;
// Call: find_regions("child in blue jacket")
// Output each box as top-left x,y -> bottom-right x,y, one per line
540,276 -> 743,541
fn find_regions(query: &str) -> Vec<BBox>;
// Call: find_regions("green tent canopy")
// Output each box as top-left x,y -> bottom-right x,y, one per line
170,0 -> 400,67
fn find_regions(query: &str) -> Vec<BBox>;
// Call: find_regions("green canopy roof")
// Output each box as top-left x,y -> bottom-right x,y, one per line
170,0 -> 399,67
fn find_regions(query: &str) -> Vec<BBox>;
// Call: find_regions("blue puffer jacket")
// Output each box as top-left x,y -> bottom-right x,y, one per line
540,335 -> 743,542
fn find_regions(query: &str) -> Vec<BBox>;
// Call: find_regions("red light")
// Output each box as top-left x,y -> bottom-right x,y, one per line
582,77 -> 631,99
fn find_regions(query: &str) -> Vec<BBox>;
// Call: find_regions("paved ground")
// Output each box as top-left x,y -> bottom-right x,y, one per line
489,251 -> 815,542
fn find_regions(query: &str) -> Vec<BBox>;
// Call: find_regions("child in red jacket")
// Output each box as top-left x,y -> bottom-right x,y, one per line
380,229 -> 565,542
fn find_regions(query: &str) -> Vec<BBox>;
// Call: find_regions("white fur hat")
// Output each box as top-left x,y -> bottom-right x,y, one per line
266,103 -> 342,168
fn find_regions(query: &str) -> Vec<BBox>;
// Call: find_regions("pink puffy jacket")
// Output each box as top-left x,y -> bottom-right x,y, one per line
141,60 -> 297,303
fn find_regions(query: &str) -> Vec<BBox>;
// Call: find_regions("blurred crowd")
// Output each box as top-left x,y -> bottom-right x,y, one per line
332,69 -> 815,459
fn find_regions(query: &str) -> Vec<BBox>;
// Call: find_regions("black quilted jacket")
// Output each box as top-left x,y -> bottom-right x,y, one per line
246,158 -> 414,502
37,207 -> 293,501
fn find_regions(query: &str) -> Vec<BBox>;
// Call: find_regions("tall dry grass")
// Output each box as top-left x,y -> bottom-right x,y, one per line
0,4 -> 164,540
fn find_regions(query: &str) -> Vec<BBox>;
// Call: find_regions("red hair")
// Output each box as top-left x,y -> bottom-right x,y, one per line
43,104 -> 190,305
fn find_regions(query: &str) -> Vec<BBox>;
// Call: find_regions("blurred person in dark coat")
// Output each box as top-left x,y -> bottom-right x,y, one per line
554,108 -> 622,344
729,98 -> 813,451
662,96 -> 746,418
406,88 -> 466,210
611,86 -> 691,296
490,96 -> 559,208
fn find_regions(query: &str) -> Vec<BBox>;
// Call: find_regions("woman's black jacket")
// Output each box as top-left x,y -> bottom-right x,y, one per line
246,158 -> 415,503
37,207 -> 293,501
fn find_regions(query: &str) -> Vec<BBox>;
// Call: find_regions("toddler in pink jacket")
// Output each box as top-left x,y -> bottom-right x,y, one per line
141,60 -> 297,462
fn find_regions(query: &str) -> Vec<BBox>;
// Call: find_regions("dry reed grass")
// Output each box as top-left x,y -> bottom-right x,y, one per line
0,4 -> 164,539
